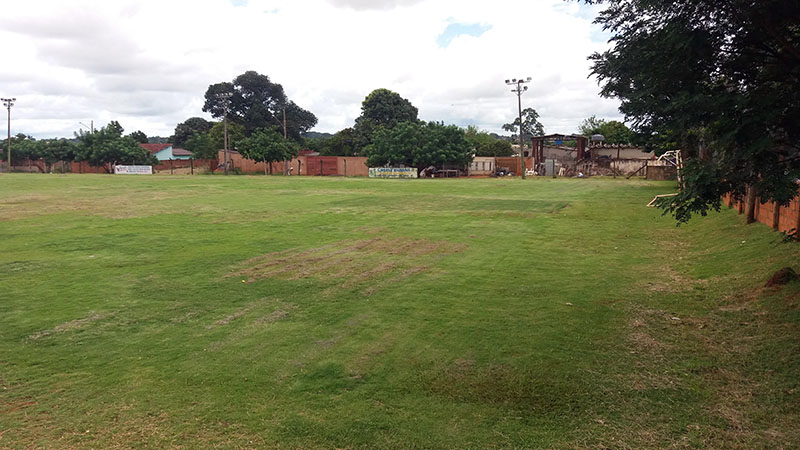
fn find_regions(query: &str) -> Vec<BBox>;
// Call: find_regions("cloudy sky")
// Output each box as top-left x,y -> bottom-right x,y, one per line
1,0 -> 622,139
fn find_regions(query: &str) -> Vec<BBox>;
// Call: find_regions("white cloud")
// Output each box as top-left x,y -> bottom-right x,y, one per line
0,0 -> 621,139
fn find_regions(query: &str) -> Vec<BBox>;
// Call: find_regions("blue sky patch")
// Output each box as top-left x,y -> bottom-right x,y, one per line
437,23 -> 491,48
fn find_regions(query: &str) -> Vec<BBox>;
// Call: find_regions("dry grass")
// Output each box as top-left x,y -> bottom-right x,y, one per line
28,312 -> 109,340
227,236 -> 465,295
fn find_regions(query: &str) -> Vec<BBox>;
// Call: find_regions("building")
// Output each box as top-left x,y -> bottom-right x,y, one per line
140,143 -> 194,161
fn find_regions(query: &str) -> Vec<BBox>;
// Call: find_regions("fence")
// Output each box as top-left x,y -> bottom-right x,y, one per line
723,191 -> 800,234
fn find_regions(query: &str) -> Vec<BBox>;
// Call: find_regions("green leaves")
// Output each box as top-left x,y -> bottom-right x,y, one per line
238,128 -> 299,171
587,0 -> 800,222
364,121 -> 472,170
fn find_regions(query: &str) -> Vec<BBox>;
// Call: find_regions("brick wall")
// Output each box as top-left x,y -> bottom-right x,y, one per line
724,190 -> 800,233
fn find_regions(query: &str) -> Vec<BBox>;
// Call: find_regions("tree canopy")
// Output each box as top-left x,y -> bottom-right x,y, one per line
202,71 -> 317,141
585,0 -> 800,223
353,89 -> 419,152
172,117 -> 214,148
74,121 -> 157,173
465,126 -> 514,157
578,116 -> 632,145
364,121 -> 472,170
238,127 -> 300,174
502,107 -> 545,143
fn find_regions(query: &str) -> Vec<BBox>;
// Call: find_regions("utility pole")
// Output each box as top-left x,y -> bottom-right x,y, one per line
283,105 -> 289,175
218,92 -> 232,175
2,98 -> 15,173
505,78 -> 531,179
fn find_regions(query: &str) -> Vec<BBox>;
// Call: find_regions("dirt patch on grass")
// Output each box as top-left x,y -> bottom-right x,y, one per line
228,236 -> 465,294
28,312 -> 109,340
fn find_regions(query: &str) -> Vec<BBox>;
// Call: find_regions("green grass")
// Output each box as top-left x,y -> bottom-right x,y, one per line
1,174 -> 798,448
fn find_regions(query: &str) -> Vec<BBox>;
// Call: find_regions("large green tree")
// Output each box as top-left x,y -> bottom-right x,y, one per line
238,128 -> 300,174
353,89 -> 419,152
502,107 -> 545,143
172,117 -> 214,148
202,71 -> 317,141
364,121 -> 472,170
584,0 -> 800,224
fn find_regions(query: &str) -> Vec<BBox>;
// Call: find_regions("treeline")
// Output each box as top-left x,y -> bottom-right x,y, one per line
3,121 -> 156,173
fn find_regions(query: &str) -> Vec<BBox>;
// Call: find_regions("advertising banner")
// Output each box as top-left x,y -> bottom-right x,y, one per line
115,165 -> 153,175
368,167 -> 418,179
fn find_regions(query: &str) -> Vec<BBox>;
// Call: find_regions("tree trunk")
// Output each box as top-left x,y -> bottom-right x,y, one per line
269,162 -> 273,175
745,185 -> 758,224
264,161 -> 267,175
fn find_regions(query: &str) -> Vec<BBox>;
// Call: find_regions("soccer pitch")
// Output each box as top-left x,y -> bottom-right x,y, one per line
1,174 -> 798,448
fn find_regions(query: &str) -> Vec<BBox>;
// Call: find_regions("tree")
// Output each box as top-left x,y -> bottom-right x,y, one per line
502,107 -> 545,143
127,130 -> 148,144
202,71 -> 317,141
353,89 -> 419,152
578,116 -> 632,145
584,0 -> 800,224
364,121 -> 473,170
414,122 -> 472,169
578,115 -> 606,136
238,127 -> 299,174
171,117 -> 213,147
75,121 -> 157,173
364,121 -> 421,167
319,128 -> 358,156
465,125 -> 514,157
208,121 -> 245,154
39,139 -> 77,173
184,131 -> 216,159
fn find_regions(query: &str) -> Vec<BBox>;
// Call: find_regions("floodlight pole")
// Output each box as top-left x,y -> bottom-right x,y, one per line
2,98 -> 15,172
505,78 -> 531,179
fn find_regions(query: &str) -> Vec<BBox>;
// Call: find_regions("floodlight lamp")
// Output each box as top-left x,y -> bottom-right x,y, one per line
512,78 -> 517,82
505,79 -> 510,83
527,77 -> 532,81
524,86 -> 528,91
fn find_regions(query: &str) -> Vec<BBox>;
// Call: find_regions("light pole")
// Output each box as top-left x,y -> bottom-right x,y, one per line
2,98 -> 15,172
217,92 -> 233,175
505,78 -> 531,179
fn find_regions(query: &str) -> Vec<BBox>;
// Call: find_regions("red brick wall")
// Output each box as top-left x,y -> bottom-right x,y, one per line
725,189 -> 800,233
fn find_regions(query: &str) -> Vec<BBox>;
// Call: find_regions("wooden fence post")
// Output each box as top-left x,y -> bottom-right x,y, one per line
190,158 -> 194,175
170,159 -> 173,175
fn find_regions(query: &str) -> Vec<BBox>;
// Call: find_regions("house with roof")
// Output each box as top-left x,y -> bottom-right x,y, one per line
139,143 -> 194,161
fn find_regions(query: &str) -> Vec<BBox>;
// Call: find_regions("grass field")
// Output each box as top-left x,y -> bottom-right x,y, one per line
1,174 -> 799,449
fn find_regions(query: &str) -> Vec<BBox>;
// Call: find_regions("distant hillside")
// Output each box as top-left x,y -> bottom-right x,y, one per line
303,131 -> 334,140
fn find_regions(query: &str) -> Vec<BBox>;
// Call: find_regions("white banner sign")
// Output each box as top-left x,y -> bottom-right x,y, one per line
369,167 -> 418,179
115,165 -> 152,175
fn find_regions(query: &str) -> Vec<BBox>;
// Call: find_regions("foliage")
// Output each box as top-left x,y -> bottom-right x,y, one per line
208,121 -> 246,154
578,116 -> 632,145
415,122 -> 472,169
238,127 -> 299,174
74,121 -> 157,172
502,107 -> 545,143
585,0 -> 800,223
365,121 -> 472,169
127,130 -> 148,144
172,117 -> 214,148
202,71 -> 317,141
184,131 -> 217,159
465,125 -> 514,157
319,128 -> 358,156
353,89 -> 418,152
